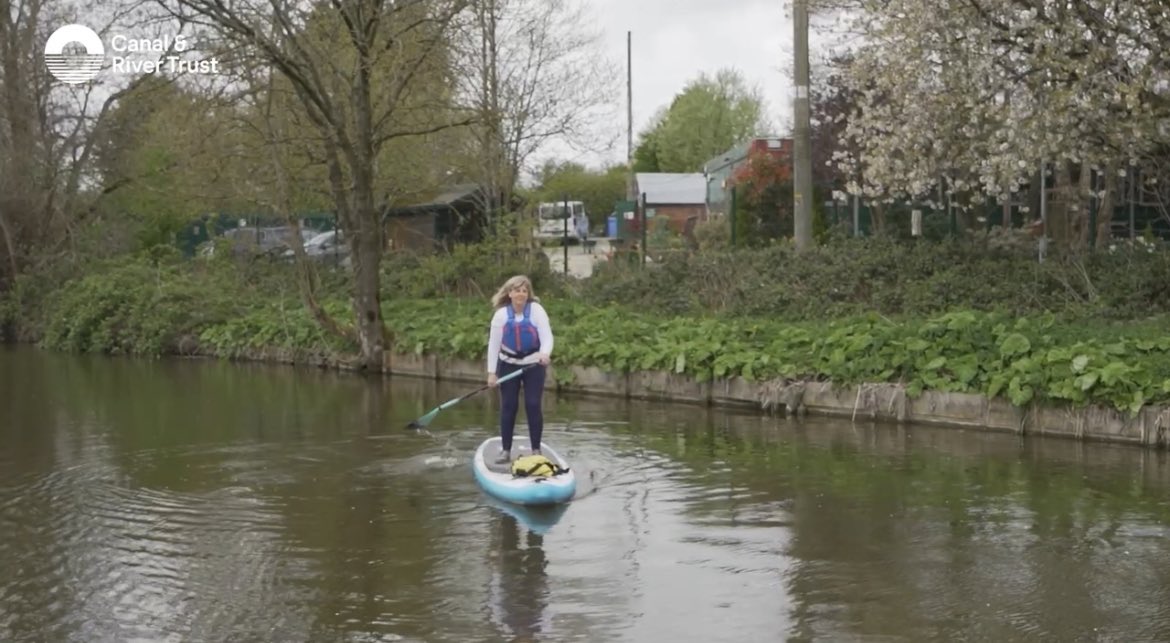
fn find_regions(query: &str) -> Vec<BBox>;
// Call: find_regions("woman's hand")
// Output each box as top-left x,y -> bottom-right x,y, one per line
537,353 -> 550,366
487,373 -> 498,387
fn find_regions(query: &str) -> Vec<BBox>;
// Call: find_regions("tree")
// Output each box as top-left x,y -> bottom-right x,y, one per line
632,69 -> 768,173
161,0 -> 470,369
809,54 -> 859,191
727,148 -> 795,245
1135,144 -> 1170,236
91,76 -> 250,252
534,161 -> 625,226
833,0 -> 1170,248
221,17 -> 457,345
0,0 -> 171,287
449,0 -> 618,224
630,108 -> 666,173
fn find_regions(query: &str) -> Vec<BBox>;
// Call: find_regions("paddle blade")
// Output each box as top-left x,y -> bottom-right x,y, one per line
405,407 -> 440,430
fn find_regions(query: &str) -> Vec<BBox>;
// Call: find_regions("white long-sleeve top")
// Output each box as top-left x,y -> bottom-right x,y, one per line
486,302 -> 554,372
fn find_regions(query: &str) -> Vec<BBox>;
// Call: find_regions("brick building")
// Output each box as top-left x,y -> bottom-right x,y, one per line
632,172 -> 708,236
702,137 -> 794,215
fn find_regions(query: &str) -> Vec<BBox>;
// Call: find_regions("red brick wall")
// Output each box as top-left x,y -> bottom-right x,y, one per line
748,138 -> 793,161
646,204 -> 707,234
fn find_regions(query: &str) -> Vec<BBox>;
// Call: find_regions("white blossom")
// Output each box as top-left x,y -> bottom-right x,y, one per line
833,0 -> 1170,213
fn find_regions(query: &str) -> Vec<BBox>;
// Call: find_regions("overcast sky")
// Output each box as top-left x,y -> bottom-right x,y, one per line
73,0 -> 836,175
543,0 -> 810,171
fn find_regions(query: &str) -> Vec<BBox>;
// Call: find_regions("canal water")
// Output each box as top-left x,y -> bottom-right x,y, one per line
2,344 -> 1170,642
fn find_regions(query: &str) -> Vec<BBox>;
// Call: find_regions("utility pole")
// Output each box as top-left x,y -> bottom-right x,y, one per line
792,0 -> 813,250
627,31 -> 635,201
563,195 -> 570,274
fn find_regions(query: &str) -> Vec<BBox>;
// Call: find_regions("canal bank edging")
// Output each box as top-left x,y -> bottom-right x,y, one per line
381,351 -> 1170,449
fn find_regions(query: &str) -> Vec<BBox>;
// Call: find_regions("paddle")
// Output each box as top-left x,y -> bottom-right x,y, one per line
405,364 -> 536,430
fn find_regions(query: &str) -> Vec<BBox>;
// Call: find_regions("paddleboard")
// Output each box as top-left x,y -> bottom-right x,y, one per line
473,436 -> 576,506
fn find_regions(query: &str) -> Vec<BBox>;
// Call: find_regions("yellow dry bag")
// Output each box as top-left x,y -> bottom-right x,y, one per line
511,454 -> 568,478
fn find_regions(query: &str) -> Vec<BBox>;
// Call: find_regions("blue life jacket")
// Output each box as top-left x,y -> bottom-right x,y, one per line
501,302 -> 540,359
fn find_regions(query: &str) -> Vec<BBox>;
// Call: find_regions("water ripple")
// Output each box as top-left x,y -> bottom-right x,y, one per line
0,455 -> 298,642
7,353 -> 1170,642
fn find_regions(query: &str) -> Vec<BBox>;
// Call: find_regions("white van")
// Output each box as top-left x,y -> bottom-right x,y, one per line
534,201 -> 585,239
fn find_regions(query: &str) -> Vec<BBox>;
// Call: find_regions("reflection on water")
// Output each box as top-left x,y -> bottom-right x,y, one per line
489,511 -> 551,642
482,495 -> 570,537
4,344 -> 1170,641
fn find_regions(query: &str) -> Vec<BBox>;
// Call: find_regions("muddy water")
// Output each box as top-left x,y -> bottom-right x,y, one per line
2,345 -> 1170,641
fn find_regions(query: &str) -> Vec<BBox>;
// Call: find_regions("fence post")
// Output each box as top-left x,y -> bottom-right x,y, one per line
562,194 -> 569,274
947,183 -> 956,238
730,185 -> 737,248
852,194 -> 860,238
1039,159 -> 1048,263
1088,171 -> 1098,250
1129,165 -> 1136,240
640,191 -> 648,266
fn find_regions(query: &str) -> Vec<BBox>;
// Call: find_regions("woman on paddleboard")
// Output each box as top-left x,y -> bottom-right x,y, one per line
486,275 -> 554,463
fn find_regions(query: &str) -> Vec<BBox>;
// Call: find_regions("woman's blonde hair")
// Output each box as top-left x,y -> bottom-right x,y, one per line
490,275 -> 539,308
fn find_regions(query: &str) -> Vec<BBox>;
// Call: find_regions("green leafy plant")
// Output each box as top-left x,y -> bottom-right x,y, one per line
377,301 -> 1170,416
11,239 -> 1170,418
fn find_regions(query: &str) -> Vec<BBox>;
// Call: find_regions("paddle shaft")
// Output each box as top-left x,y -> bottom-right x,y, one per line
406,363 -> 541,429
440,365 -> 530,409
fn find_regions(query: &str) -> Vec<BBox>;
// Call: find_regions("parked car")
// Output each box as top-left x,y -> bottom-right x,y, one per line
202,226 -> 317,259
283,229 -> 349,265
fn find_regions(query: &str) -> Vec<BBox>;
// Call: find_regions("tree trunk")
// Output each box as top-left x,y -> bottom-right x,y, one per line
0,5 -> 37,283
1094,162 -> 1117,249
350,227 -> 385,370
1047,162 -> 1072,247
259,44 -> 353,346
1026,167 -> 1042,225
1072,163 -> 1092,248
475,0 -> 505,232
0,213 -> 19,289
870,203 -> 886,234
324,127 -> 384,369
351,37 -> 387,371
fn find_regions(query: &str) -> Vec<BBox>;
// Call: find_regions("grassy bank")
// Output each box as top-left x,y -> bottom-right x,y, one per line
4,236 -> 1170,416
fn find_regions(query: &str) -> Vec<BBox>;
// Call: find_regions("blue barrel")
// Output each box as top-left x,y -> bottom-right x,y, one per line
606,215 -> 618,238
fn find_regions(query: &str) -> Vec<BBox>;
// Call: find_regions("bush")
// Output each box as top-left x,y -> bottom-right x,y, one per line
692,217 -> 730,252
380,236 -> 567,301
579,235 -> 1170,321
8,231 -> 1170,415
38,256 -> 238,355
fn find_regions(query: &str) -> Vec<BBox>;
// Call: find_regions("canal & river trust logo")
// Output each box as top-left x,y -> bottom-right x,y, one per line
44,24 -> 104,85
44,23 -> 224,84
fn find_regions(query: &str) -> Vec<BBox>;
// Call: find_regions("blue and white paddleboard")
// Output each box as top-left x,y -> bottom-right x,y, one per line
473,436 -> 576,507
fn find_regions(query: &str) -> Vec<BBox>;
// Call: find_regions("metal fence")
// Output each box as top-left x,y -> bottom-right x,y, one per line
823,188 -> 1169,244
175,211 -> 336,257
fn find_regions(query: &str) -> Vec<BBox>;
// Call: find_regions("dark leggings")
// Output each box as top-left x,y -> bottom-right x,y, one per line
497,361 -> 546,452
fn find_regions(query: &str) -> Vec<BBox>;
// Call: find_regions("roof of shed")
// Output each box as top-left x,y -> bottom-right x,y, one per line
635,172 -> 707,204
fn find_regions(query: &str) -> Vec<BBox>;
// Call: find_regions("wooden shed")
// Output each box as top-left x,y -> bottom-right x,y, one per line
383,184 -> 502,252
